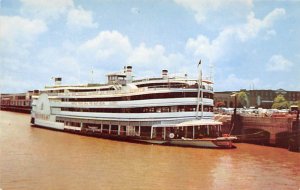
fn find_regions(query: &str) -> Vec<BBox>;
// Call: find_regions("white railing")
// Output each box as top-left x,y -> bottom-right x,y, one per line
43,83 -> 213,97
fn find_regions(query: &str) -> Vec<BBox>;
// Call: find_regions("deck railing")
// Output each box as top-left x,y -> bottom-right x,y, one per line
45,85 -> 213,97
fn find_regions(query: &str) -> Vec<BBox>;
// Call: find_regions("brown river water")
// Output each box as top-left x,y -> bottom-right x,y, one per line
0,111 -> 299,190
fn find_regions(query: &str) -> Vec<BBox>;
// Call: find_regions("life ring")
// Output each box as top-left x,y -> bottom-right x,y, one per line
169,133 -> 175,139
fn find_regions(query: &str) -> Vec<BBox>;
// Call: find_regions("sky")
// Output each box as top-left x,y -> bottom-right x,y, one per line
0,0 -> 299,93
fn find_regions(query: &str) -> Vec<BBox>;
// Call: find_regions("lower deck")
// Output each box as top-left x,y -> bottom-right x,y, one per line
31,116 -> 236,149
56,118 -> 224,141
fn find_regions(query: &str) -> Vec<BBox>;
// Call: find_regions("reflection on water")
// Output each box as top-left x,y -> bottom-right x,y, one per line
0,111 -> 299,190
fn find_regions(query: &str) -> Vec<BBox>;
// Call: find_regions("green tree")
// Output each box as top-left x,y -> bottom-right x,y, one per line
272,95 -> 290,109
237,91 -> 248,108
291,101 -> 300,108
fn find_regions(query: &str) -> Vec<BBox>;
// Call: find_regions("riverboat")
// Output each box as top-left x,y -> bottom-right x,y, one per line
30,65 -> 237,148
0,91 -> 34,113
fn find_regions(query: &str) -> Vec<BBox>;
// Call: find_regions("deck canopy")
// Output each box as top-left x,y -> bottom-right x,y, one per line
152,119 -> 222,128
176,119 -> 222,126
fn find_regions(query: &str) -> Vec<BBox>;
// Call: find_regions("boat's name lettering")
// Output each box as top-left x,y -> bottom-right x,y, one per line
71,102 -> 117,106
35,113 -> 50,120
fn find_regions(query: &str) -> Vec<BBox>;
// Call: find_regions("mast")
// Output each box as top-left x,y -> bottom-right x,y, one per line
196,60 -> 203,119
91,67 -> 94,83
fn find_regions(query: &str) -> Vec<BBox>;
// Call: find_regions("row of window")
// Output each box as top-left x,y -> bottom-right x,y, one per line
56,120 -> 220,139
57,120 -> 149,136
68,87 -> 115,92
0,100 -> 31,106
62,92 -> 214,102
251,91 -> 300,98
47,87 -> 115,93
136,82 -> 190,88
61,105 -> 214,113
135,82 -> 211,90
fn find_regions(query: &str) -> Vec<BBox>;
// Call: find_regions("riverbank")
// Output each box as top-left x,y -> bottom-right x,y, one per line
215,113 -> 300,151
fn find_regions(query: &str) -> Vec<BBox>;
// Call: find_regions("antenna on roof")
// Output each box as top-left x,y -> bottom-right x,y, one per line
209,64 -> 214,82
91,68 -> 94,83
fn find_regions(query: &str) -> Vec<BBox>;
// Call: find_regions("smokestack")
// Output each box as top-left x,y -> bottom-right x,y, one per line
162,69 -> 168,79
33,90 -> 39,94
54,77 -> 62,86
126,66 -> 132,73
125,66 -> 133,83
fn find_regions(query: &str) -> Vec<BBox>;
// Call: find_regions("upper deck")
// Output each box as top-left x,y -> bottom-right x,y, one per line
35,66 -> 214,98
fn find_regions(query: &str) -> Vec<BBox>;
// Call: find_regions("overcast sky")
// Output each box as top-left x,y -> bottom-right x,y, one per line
1,0 -> 299,93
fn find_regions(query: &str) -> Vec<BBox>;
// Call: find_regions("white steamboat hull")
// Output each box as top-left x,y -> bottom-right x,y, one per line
136,138 -> 235,149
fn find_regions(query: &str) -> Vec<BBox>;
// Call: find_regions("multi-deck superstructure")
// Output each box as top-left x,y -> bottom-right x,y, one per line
0,91 -> 35,113
31,66 -> 236,148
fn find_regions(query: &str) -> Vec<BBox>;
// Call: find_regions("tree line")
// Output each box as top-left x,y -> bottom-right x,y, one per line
215,92 -> 299,109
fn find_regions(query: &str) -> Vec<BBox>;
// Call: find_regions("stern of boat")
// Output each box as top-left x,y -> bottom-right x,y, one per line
213,136 -> 238,148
